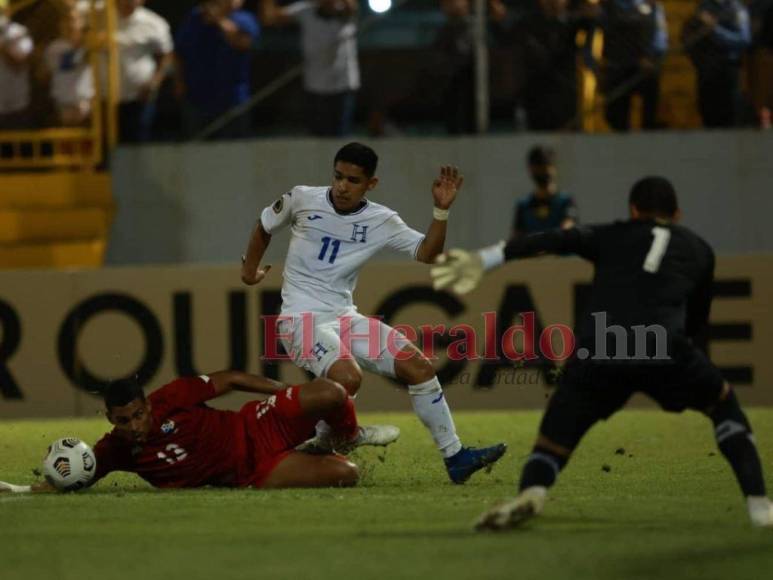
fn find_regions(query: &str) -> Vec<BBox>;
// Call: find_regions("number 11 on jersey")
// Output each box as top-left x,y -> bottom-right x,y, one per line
319,236 -> 341,264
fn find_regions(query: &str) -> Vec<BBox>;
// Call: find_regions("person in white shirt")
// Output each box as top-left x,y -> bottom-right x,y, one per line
0,8 -> 34,129
116,0 -> 173,142
260,0 -> 359,136
242,142 -> 506,484
44,7 -> 95,126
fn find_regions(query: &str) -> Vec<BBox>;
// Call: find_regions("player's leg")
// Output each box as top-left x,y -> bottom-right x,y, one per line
261,452 -> 359,488
391,344 -> 506,483
296,378 -> 359,442
279,315 -> 396,451
704,383 -> 771,527
476,361 -> 631,531
647,345 -> 772,527
326,358 -> 363,396
345,312 -> 506,483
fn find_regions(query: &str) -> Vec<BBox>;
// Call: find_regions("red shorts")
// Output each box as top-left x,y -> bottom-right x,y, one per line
239,387 -> 317,487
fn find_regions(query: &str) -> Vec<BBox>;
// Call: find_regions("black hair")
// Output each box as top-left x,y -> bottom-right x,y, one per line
629,176 -> 679,218
527,145 -> 556,167
334,142 -> 378,177
104,378 -> 145,412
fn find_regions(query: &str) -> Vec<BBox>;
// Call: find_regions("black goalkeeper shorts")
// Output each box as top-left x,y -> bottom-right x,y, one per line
539,344 -> 726,450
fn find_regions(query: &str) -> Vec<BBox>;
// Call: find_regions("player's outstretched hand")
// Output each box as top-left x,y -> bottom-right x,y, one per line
431,249 -> 483,294
432,165 -> 463,210
241,256 -> 272,286
0,480 -> 31,493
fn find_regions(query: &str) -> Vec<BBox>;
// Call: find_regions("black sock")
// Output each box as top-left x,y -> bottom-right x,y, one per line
710,391 -> 766,497
519,446 -> 568,491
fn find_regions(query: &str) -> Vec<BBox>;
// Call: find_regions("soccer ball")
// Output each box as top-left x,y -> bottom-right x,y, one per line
42,438 -> 96,492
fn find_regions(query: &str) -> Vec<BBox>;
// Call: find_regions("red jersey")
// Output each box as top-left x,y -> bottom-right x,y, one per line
93,376 -> 255,488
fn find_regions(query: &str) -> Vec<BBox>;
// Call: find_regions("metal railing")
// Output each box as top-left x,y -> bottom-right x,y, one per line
0,0 -> 118,170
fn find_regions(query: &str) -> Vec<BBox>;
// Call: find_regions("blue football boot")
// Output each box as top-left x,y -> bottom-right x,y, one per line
445,443 -> 507,484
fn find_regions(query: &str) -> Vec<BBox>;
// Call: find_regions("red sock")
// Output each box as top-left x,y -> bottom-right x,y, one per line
325,396 -> 359,442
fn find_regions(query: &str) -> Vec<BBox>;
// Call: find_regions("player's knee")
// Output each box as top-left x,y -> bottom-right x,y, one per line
327,364 -> 362,395
332,458 -> 359,487
396,354 -> 436,385
312,378 -> 349,410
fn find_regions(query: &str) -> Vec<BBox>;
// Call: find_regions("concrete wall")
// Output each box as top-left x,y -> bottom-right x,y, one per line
107,131 -> 773,265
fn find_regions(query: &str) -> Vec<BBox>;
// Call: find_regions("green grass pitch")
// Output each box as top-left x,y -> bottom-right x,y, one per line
2,409 -> 773,580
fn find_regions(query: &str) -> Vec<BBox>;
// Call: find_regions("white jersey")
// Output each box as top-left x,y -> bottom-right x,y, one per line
261,186 -> 424,315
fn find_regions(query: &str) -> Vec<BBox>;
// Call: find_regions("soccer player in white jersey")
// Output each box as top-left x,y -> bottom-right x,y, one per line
241,142 -> 506,483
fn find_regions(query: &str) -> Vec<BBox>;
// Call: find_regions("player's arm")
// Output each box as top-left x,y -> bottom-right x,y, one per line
241,220 -> 272,285
242,189 -> 296,284
0,480 -> 56,494
431,227 -> 598,294
207,370 -> 287,397
415,166 -> 464,264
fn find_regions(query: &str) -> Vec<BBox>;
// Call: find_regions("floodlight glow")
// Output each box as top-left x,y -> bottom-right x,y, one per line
368,0 -> 392,13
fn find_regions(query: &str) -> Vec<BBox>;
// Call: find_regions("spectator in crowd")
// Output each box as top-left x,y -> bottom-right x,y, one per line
682,0 -> 751,128
491,0 -> 592,132
602,0 -> 668,131
44,6 -> 95,126
116,0 -> 173,143
260,0 -> 359,137
512,145 -> 577,238
175,0 -> 259,140
434,0 -> 476,134
749,0 -> 773,121
0,3 -> 34,130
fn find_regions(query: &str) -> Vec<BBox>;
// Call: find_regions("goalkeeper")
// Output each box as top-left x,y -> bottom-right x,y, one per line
432,176 -> 772,530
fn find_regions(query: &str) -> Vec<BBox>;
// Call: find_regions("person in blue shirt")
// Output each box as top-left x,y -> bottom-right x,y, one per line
512,146 -> 578,238
603,0 -> 669,131
683,0 -> 751,127
174,0 -> 259,139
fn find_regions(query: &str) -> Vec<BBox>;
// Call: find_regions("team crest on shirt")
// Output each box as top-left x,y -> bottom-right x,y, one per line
350,223 -> 368,243
161,420 -> 176,434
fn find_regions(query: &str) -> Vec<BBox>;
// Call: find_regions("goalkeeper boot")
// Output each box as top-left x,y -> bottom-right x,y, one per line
475,486 -> 547,532
748,496 -> 773,528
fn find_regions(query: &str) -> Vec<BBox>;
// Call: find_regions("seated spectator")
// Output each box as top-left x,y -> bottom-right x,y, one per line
512,145 -> 577,238
175,0 -> 259,140
44,6 -> 95,126
260,0 -> 360,137
116,0 -> 173,143
682,0 -> 751,128
603,0 -> 669,131
0,6 -> 34,130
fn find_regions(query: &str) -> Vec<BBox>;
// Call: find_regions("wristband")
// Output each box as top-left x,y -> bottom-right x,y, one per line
433,207 -> 450,221
478,241 -> 506,271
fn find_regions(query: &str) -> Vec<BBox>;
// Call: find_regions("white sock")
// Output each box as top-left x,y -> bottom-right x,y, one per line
408,377 -> 462,458
315,420 -> 332,440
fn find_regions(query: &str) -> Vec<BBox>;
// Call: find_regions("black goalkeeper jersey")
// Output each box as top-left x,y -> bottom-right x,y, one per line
503,219 -> 715,355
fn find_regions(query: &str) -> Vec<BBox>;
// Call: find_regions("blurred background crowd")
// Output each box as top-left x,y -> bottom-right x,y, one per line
1,0 -> 772,142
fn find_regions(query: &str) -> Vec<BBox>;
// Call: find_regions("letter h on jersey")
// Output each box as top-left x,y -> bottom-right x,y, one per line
350,224 -> 368,243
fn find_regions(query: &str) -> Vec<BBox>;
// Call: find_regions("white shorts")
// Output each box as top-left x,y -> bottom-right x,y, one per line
276,311 -> 413,378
